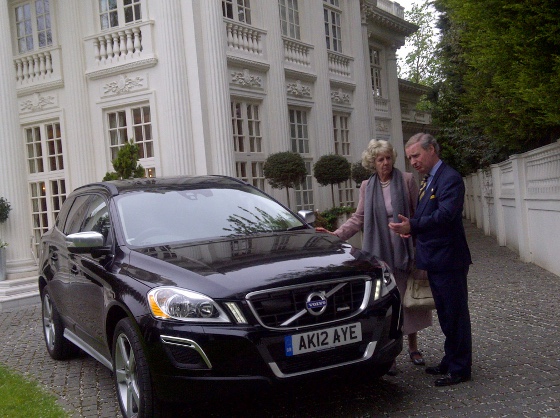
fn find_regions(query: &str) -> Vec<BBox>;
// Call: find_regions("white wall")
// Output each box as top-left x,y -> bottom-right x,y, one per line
464,139 -> 560,277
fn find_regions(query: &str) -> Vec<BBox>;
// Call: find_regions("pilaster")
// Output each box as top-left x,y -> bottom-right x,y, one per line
57,1 -> 97,189
386,47 -> 405,170
155,0 -> 197,175
0,3 -> 36,277
196,0 -> 235,176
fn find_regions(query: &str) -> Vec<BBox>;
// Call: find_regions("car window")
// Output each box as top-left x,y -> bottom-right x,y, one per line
55,196 -> 74,230
81,195 -> 111,244
63,195 -> 92,235
115,186 -> 305,246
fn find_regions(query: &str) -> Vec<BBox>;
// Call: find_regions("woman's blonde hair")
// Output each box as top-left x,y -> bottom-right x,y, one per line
361,139 -> 397,171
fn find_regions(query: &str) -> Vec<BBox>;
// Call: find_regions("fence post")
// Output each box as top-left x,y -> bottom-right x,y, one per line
510,154 -> 531,262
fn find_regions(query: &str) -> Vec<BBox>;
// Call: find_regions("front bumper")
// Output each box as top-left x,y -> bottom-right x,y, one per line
141,289 -> 402,401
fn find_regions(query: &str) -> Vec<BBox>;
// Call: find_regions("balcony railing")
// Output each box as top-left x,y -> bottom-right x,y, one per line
327,51 -> 353,78
84,20 -> 157,78
13,46 -> 63,92
283,37 -> 312,67
374,96 -> 390,116
224,19 -> 265,57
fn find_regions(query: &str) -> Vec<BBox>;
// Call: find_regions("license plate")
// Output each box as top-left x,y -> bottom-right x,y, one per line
284,322 -> 362,356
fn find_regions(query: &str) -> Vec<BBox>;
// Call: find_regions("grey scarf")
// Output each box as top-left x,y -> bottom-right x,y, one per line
362,167 -> 414,272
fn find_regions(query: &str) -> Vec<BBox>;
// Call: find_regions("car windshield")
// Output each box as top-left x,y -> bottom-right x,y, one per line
115,185 -> 305,246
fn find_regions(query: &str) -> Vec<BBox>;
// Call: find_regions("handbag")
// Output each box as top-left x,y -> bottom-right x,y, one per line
403,266 -> 435,310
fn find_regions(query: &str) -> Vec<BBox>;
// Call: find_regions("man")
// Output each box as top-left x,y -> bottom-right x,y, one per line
389,133 -> 472,387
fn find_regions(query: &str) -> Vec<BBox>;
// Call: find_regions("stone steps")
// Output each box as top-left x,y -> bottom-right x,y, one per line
0,276 -> 40,312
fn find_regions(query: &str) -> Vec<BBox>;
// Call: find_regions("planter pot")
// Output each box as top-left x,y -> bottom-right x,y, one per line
0,247 -> 6,281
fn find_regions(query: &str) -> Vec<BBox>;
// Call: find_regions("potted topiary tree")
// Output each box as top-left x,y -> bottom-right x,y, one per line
351,161 -> 372,188
103,140 -> 145,181
0,197 -> 12,281
313,154 -> 351,207
263,151 -> 307,209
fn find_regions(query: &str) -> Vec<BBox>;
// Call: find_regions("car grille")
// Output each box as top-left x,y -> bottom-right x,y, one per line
246,276 -> 372,330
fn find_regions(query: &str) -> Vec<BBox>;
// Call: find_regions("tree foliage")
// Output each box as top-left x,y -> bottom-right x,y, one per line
103,141 -> 145,181
350,162 -> 372,187
313,154 -> 351,207
399,0 -> 441,86
430,0 -> 560,173
263,151 -> 307,208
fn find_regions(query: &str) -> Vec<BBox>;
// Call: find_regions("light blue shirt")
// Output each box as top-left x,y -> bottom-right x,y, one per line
425,160 -> 442,190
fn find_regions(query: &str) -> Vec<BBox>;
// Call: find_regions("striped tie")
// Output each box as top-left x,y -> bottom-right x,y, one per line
419,174 -> 429,200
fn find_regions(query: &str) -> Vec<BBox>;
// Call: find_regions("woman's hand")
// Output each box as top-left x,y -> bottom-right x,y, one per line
315,227 -> 335,235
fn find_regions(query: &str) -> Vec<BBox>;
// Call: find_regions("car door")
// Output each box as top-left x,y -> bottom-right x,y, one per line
67,194 -> 114,358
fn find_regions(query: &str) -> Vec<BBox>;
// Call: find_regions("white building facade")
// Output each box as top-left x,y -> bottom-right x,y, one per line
1,0 -> 430,280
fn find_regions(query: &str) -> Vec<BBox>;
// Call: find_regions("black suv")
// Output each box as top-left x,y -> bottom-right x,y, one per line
38,176 -> 402,417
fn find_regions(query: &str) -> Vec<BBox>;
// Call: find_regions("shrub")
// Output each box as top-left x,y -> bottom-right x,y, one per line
313,154 -> 351,207
103,140 -> 145,181
0,198 -> 11,224
263,151 -> 307,208
314,206 -> 356,231
351,161 -> 372,187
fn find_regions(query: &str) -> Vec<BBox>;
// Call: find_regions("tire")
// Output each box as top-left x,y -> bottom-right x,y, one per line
41,289 -> 79,360
113,317 -> 160,418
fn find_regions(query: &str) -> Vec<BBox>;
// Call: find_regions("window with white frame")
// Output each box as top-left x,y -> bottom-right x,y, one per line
333,113 -> 350,156
295,161 -> 314,211
24,121 -> 66,252
98,0 -> 142,30
333,113 -> 354,207
289,108 -> 309,154
369,47 -> 383,97
289,107 -> 314,211
14,0 -> 52,54
222,0 -> 251,24
106,104 -> 155,176
323,0 -> 342,53
231,100 -> 265,189
279,0 -> 300,39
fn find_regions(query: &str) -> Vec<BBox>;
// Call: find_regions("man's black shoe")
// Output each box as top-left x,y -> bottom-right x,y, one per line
425,365 -> 447,375
434,373 -> 471,387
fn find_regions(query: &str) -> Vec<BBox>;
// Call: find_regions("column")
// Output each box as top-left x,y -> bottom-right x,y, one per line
154,0 -> 197,175
57,1 -> 96,189
260,0 -> 289,153
195,0 -> 235,175
386,47 -> 406,170
0,4 -> 37,278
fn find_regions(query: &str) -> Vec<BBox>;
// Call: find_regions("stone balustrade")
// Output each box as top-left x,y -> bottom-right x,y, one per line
327,51 -> 352,78
283,37 -> 312,67
224,19 -> 265,56
13,46 -> 63,90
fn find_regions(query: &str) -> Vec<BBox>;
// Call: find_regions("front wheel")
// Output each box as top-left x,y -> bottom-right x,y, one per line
112,317 -> 160,418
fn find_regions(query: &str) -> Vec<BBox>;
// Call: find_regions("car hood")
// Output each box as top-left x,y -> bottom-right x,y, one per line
123,231 -> 379,298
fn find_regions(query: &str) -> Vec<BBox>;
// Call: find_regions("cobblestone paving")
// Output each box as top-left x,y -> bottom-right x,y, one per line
1,221 -> 559,417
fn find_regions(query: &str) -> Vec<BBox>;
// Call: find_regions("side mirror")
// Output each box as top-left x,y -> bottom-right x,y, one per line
66,231 -> 111,257
297,210 -> 316,225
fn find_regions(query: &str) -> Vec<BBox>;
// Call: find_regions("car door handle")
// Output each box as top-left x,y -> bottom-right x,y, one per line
70,265 -> 80,275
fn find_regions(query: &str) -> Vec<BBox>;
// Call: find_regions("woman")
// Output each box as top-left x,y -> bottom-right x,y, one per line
317,139 -> 432,375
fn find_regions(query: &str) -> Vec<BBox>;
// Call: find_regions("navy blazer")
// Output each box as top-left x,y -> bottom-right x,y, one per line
410,162 -> 472,272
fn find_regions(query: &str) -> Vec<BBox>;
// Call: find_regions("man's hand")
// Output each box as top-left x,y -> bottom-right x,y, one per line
388,214 -> 411,238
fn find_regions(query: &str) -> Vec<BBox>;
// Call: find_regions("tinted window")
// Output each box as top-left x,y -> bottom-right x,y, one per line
115,186 -> 304,246
82,195 -> 111,244
63,195 -> 92,235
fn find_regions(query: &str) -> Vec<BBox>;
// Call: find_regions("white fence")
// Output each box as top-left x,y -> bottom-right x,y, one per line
464,139 -> 560,277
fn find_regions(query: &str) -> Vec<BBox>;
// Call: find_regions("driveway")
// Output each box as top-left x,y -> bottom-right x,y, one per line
1,221 -> 559,417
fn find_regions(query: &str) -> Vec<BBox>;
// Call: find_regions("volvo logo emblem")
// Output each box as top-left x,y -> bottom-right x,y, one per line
306,291 -> 327,316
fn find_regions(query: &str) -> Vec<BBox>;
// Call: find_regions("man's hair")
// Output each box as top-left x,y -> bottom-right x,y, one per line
406,133 -> 440,155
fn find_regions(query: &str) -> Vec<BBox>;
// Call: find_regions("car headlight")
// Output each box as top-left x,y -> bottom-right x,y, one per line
376,259 -> 397,297
148,287 -> 230,323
